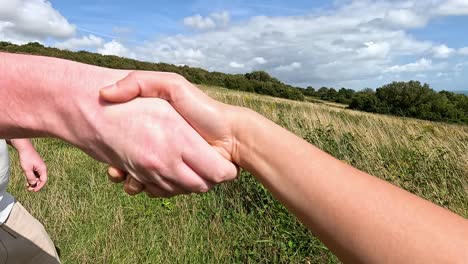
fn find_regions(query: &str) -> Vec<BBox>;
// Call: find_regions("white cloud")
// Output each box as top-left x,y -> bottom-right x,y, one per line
183,11 -> 230,30
384,9 -> 429,28
0,0 -> 75,44
0,21 -> 37,44
432,44 -> 455,58
386,58 -> 434,73
5,0 -> 467,89
97,40 -> 135,58
184,15 -> 215,30
435,0 -> 468,16
252,57 -> 267,65
458,47 -> 468,56
54,35 -> 103,51
275,62 -> 301,72
229,62 -> 245,68
134,1 -> 440,85
357,41 -> 391,59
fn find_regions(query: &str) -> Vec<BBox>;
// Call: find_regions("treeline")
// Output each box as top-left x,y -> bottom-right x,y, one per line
0,41 -> 304,101
1,41 -> 467,124
303,82 -> 468,124
301,86 -> 356,104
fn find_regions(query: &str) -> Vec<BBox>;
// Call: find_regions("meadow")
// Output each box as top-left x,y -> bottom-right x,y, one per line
8,85 -> 468,263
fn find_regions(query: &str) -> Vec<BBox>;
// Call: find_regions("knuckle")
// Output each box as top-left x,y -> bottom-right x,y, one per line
121,71 -> 141,88
141,155 -> 163,173
127,70 -> 140,80
168,73 -> 188,88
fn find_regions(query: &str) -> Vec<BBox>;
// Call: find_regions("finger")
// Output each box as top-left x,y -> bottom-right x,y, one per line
169,163 -> 213,193
138,168 -> 189,194
183,140 -> 238,184
143,183 -> 189,198
100,72 -> 142,103
33,167 -> 47,192
27,184 -> 36,192
123,177 -> 144,196
100,72 -> 179,103
33,181 -> 44,192
107,167 -> 127,183
143,184 -> 168,198
25,170 -> 38,187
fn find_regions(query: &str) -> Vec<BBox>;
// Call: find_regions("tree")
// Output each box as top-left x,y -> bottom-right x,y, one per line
336,88 -> 355,104
302,86 -> 316,97
349,91 -> 380,112
245,71 -> 280,83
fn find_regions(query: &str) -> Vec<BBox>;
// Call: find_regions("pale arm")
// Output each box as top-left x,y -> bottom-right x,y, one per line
0,53 -> 237,195
0,51 -> 127,145
7,138 -> 47,192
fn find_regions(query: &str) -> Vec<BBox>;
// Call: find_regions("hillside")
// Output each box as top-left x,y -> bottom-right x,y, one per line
8,85 -> 467,263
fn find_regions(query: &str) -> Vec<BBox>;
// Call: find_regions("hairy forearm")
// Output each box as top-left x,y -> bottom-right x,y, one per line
235,109 -> 468,263
0,52 -> 128,150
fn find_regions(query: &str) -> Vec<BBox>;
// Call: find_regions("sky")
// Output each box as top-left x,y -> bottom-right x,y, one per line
1,0 -> 468,91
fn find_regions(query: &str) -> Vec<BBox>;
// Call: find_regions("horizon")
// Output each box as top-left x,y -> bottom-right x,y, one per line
1,0 -> 468,91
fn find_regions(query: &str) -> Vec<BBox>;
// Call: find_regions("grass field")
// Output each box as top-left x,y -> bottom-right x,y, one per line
8,85 -> 468,263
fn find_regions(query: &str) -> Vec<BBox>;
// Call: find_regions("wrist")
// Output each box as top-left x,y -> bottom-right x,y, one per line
44,64 -> 130,154
10,139 -> 34,154
230,107 -> 260,169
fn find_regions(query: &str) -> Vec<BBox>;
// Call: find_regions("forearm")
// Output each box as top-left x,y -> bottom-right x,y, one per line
7,138 -> 35,154
0,52 -> 128,150
234,109 -> 468,263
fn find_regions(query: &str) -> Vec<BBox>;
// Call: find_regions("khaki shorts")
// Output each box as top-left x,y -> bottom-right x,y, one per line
0,202 -> 60,264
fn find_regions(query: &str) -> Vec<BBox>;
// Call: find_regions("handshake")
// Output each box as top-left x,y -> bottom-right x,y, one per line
4,53 -> 467,263
1,52 -> 246,198
92,71 -> 241,198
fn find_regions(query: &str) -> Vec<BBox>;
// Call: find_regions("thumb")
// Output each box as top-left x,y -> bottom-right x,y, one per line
25,170 -> 38,186
107,166 -> 127,183
100,72 -> 141,103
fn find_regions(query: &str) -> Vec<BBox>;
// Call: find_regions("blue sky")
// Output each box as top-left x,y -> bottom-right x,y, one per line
50,0 -> 330,41
2,0 -> 468,91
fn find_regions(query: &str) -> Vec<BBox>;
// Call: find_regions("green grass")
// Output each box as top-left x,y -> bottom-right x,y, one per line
7,85 -> 468,263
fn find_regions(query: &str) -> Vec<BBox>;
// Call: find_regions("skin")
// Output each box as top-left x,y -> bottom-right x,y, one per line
101,71 -> 468,264
0,52 -> 237,197
7,139 -> 47,192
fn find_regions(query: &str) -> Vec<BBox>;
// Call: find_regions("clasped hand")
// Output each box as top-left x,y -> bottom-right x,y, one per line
97,72 -> 240,197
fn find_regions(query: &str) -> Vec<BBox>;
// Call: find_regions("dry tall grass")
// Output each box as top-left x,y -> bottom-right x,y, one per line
6,85 -> 467,263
